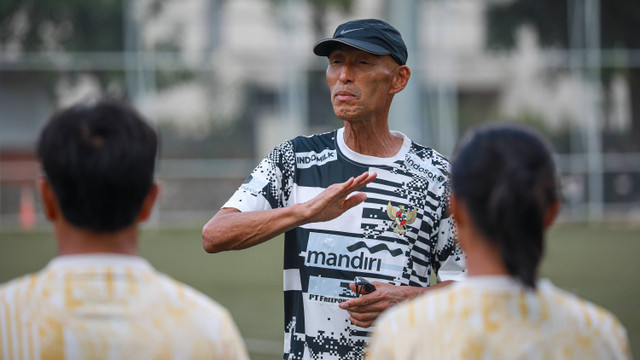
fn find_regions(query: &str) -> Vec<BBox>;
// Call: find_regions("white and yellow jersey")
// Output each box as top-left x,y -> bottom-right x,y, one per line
367,276 -> 631,360
0,254 -> 249,360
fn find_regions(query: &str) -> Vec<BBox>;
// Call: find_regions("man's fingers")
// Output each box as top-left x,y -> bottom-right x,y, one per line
353,171 -> 371,183
344,301 -> 388,314
339,297 -> 359,309
306,172 -> 376,222
350,172 -> 377,190
343,172 -> 376,191
337,172 -> 377,206
348,309 -> 379,322
363,171 -> 377,184
337,177 -> 355,193
340,292 -> 377,309
348,316 -> 374,328
329,172 -> 377,202
343,192 -> 367,210
321,177 -> 355,201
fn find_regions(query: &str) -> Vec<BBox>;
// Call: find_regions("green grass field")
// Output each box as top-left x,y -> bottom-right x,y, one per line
0,224 -> 638,359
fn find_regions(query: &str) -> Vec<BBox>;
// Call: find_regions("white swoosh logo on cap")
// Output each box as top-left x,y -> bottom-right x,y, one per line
339,28 -> 364,35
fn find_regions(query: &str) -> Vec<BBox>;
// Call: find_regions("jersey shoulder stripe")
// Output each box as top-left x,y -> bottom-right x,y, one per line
290,130 -> 337,152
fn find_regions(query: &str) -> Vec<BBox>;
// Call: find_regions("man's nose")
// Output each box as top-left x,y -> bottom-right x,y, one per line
339,63 -> 354,83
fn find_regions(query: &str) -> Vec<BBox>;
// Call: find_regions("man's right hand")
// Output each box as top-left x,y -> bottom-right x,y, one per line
202,171 -> 377,253
300,171 -> 377,223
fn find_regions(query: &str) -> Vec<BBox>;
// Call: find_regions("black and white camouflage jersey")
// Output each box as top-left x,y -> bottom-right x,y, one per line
223,127 -> 466,360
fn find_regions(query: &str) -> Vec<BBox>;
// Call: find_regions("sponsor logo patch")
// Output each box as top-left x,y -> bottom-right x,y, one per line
303,233 -> 405,276
308,294 -> 347,303
306,250 -> 383,271
346,241 -> 403,257
404,153 -> 446,182
296,149 -> 337,169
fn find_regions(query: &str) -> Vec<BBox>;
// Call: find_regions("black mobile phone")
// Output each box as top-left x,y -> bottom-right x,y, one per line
354,276 -> 376,297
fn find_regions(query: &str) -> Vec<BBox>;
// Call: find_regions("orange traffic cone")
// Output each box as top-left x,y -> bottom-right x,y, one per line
19,185 -> 36,230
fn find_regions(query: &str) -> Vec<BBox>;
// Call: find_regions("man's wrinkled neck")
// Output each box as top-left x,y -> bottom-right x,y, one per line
342,119 -> 403,158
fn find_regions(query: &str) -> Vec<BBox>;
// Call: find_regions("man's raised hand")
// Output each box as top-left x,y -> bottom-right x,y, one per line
299,171 -> 377,224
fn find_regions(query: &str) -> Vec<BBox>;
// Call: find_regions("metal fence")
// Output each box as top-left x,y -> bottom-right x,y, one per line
1,0 -> 639,229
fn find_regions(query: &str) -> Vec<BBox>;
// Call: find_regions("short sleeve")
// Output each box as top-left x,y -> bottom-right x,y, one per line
223,140 -> 296,212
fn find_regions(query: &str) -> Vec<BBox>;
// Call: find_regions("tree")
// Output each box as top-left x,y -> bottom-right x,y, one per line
0,0 -> 125,51
0,0 -> 171,99
266,0 -> 353,40
486,0 -> 640,147
308,0 -> 354,38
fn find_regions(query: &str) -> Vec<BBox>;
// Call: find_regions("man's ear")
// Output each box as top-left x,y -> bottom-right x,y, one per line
390,65 -> 411,95
450,195 -> 464,227
450,195 -> 469,251
543,200 -> 560,229
37,176 -> 58,221
137,182 -> 159,222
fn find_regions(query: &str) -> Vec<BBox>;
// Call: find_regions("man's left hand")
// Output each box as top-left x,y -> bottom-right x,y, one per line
338,282 -> 418,328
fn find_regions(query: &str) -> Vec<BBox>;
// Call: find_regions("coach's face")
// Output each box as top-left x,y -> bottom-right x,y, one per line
326,45 -> 408,121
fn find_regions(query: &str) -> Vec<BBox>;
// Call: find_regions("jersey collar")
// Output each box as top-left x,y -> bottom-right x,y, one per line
45,253 -> 154,271
336,127 -> 411,166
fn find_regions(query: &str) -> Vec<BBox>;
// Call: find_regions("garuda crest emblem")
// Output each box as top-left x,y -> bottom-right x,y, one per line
386,202 -> 417,234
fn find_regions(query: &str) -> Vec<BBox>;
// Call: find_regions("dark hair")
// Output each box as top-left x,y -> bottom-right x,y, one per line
451,123 -> 558,288
37,99 -> 158,233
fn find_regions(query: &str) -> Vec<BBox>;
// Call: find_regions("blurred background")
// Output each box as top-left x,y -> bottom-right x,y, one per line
0,0 -> 638,359
1,0 -> 640,226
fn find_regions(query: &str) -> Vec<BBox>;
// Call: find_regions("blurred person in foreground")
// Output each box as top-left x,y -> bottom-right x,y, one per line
367,123 -> 631,360
202,19 -> 465,359
0,100 -> 249,360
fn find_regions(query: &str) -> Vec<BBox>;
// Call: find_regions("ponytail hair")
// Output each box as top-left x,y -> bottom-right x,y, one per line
451,123 -> 558,288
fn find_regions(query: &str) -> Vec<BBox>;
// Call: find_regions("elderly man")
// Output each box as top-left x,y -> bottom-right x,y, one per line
203,19 -> 465,359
